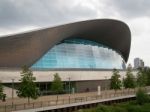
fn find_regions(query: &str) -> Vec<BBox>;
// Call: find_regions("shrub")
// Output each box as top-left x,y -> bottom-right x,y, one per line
95,105 -> 110,112
126,105 -> 142,112
111,106 -> 127,112
136,88 -> 149,105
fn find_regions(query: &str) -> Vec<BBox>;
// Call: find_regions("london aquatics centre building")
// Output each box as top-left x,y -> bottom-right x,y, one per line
0,19 -> 133,96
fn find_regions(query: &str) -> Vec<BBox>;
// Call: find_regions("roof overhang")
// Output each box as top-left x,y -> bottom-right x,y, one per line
0,19 -> 131,68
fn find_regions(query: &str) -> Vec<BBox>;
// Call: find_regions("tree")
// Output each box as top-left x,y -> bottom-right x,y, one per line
51,73 -> 63,94
123,68 -> 136,88
51,73 -> 63,103
0,81 -> 3,99
137,68 -> 147,87
0,81 -> 5,101
110,69 -> 122,90
17,66 -> 39,104
141,67 -> 150,86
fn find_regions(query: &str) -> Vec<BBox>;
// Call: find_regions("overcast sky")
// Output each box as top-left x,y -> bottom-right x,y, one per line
0,0 -> 150,67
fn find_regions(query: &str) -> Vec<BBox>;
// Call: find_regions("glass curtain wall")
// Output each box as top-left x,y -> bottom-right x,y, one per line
31,38 -> 124,69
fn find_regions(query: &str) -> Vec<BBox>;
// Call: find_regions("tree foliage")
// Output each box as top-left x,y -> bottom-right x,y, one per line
17,66 -> 39,103
95,105 -> 111,112
123,68 -> 136,88
0,81 -> 5,100
51,73 -> 63,94
137,68 -> 147,87
110,69 -> 122,90
141,67 -> 150,86
136,88 -> 149,105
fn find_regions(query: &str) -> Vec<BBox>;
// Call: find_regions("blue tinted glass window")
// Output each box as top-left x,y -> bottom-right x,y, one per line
31,38 -> 124,69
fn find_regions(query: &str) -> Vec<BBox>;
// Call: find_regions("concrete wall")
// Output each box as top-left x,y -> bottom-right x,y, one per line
0,69 -> 138,98
0,69 -> 137,83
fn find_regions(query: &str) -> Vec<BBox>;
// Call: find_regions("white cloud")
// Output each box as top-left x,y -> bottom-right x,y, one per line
0,0 -> 150,67
127,17 -> 150,66
0,25 -> 38,37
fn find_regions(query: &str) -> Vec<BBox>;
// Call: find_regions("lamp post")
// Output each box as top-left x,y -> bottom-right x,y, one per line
68,77 -> 71,94
105,76 -> 107,90
122,76 -> 125,94
68,77 -> 71,103
104,76 -> 107,97
12,79 -> 14,107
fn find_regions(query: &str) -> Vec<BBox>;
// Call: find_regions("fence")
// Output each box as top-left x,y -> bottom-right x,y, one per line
0,87 -> 150,112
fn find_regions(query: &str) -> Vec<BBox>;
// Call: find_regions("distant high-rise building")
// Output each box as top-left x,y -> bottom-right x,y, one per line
134,58 -> 144,69
141,60 -> 144,68
127,63 -> 132,70
134,58 -> 140,69
122,60 -> 126,70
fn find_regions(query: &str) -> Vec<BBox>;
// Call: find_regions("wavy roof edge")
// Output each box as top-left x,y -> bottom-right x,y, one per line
0,19 -> 128,38
0,19 -> 131,67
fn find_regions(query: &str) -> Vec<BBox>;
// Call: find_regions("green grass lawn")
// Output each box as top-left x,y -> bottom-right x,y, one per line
77,102 -> 150,112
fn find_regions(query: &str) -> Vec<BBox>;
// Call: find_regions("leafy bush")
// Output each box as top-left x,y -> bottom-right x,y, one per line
81,103 -> 150,112
136,88 -> 149,105
95,105 -> 110,112
111,106 -> 127,112
126,105 -> 141,112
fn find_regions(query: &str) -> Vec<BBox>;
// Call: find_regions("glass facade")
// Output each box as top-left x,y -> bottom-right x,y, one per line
31,38 -> 124,69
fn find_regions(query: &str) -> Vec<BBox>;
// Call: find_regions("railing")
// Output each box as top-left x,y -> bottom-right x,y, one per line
0,87 -> 150,112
